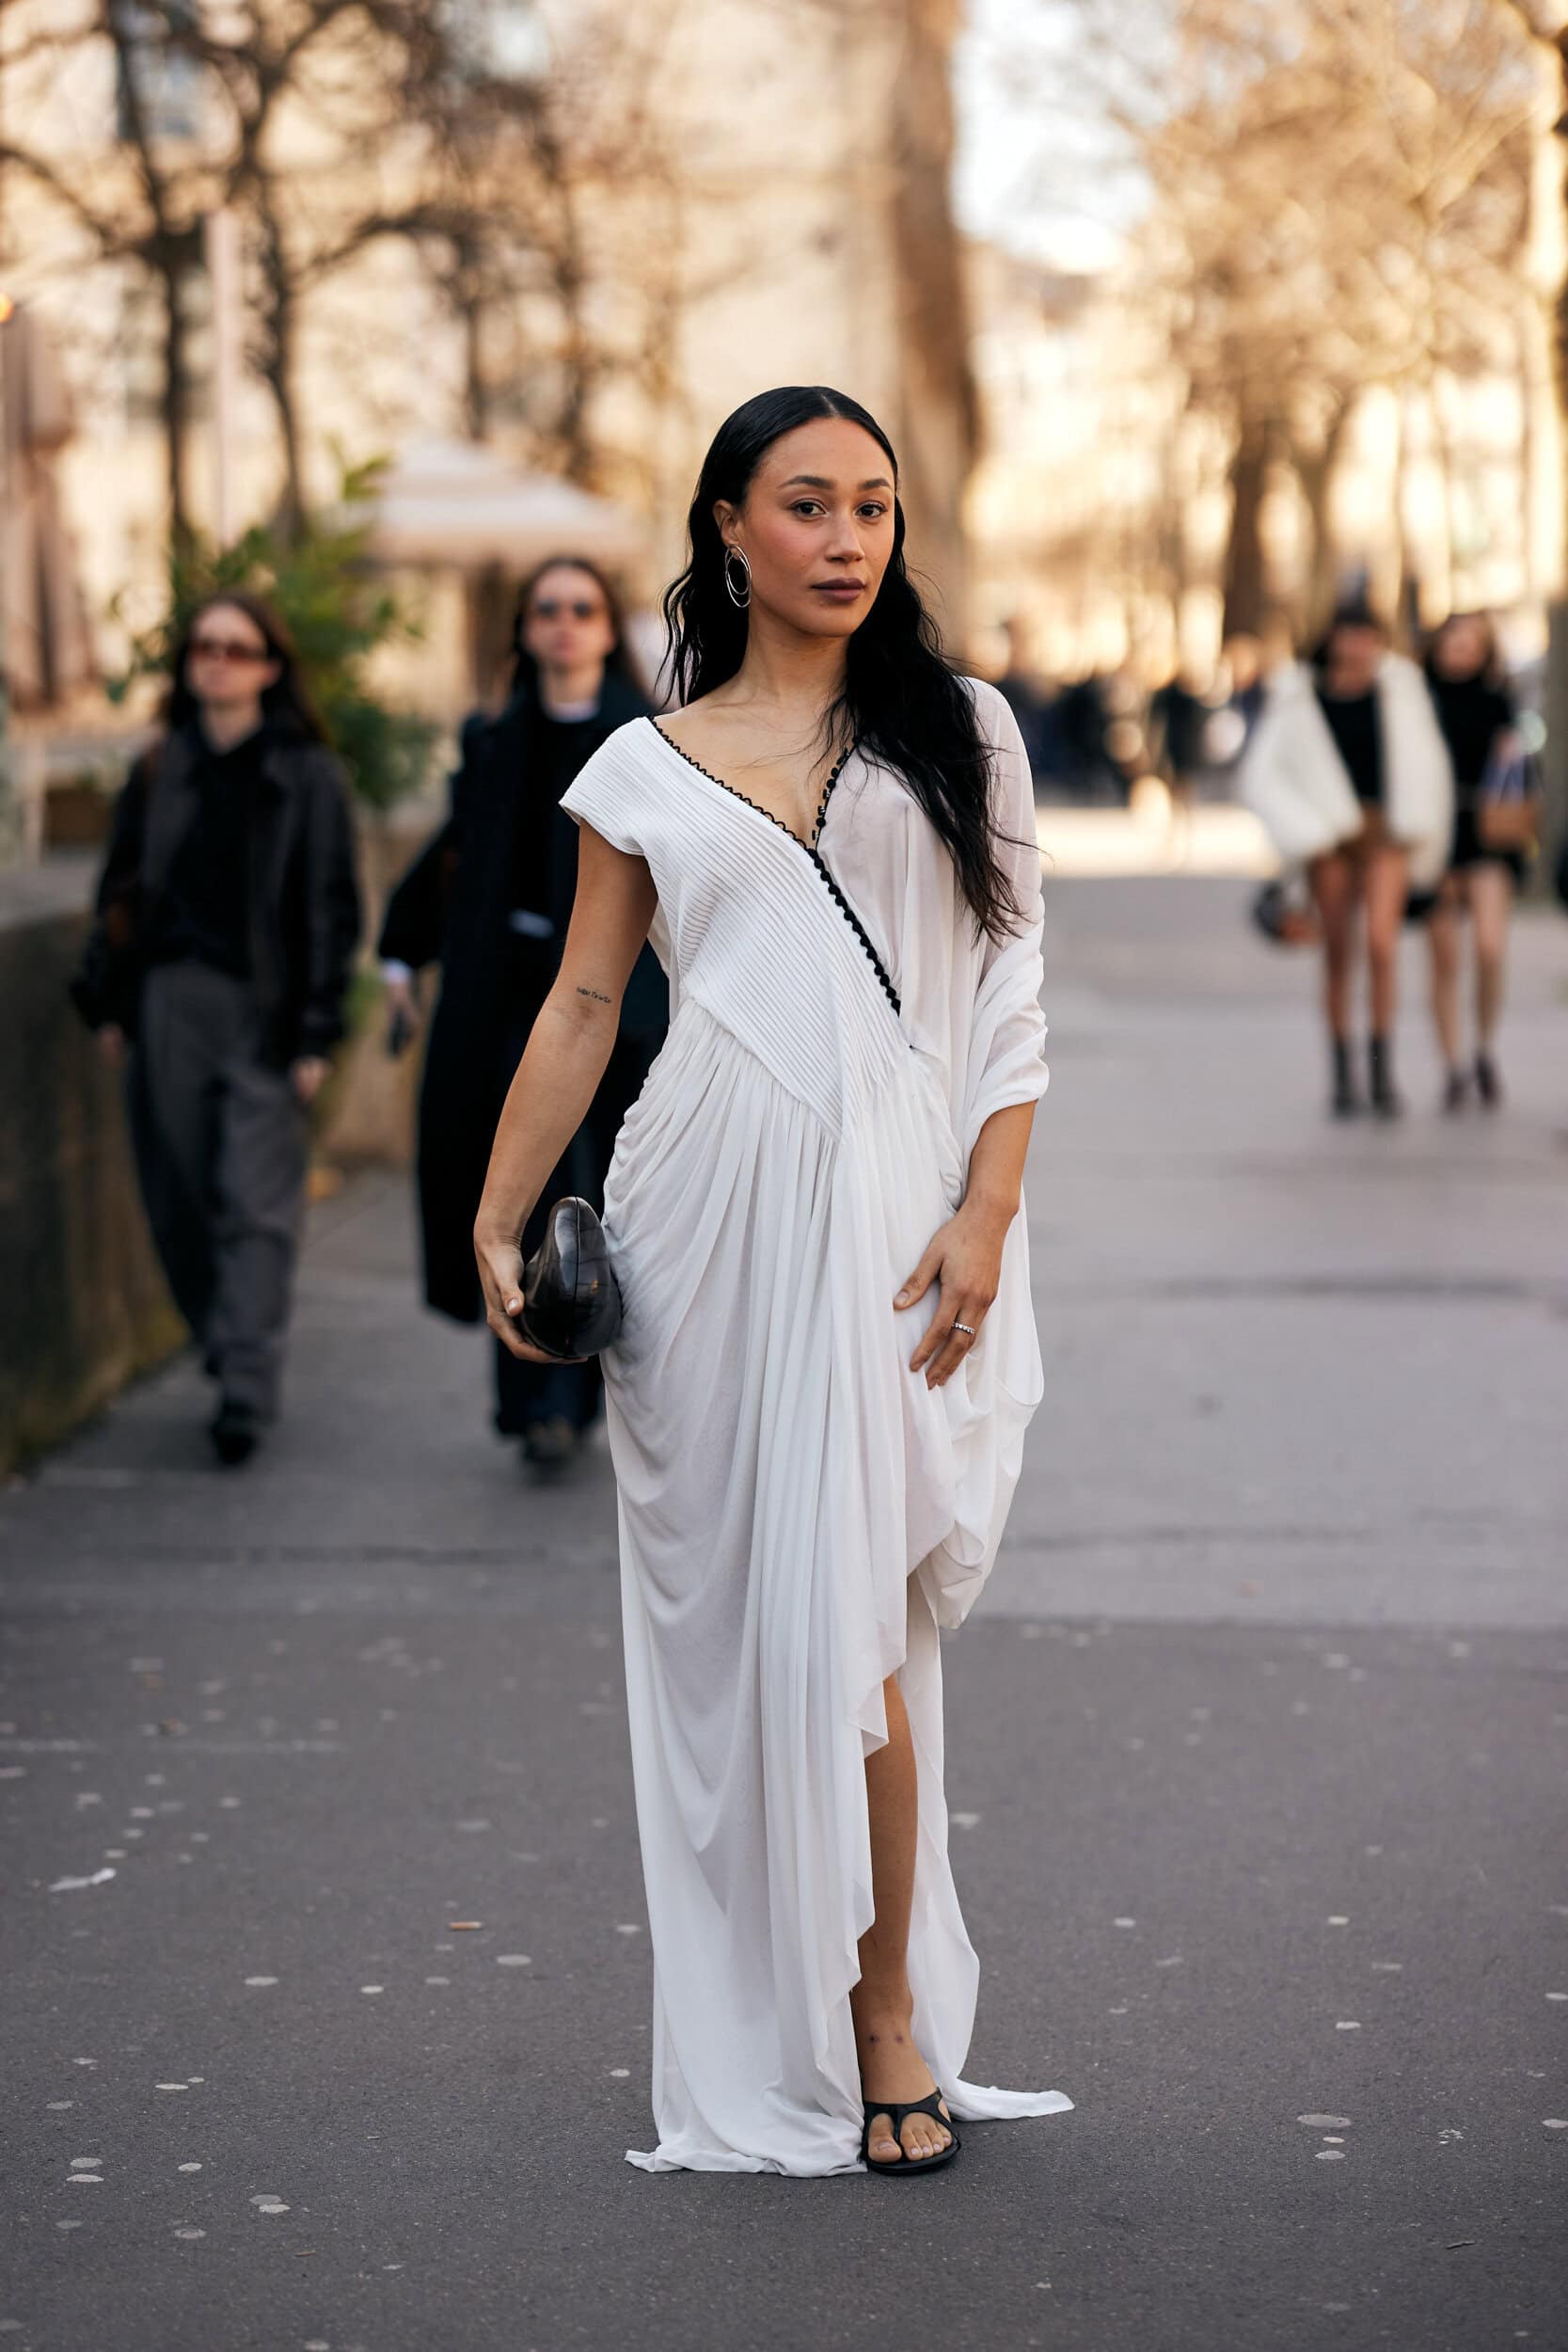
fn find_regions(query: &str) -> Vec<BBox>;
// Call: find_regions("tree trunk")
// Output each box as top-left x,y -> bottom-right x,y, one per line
1530,27 -> 1568,876
887,0 -> 976,628
157,252 -> 194,545
1427,378 -> 1462,622
263,344 -> 306,540
253,192 -> 306,538
1294,399 -> 1352,636
554,241 -> 597,489
1498,8 -> 1568,880
104,13 -> 196,544
461,295 -> 486,443
1222,417 -> 1282,638
1376,391 -> 1417,639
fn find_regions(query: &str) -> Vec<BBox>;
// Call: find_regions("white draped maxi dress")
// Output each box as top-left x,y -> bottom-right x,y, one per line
559,678 -> 1073,2173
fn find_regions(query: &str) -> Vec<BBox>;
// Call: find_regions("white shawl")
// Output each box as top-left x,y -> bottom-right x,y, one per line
1243,655 -> 1454,889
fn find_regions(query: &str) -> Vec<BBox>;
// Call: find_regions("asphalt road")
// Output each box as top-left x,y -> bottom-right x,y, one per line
4,877 -> 1566,2352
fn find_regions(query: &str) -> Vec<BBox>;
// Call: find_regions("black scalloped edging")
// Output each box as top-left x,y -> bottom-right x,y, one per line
809,748 -> 851,848
651,723 -> 902,1018
803,844 -> 901,1017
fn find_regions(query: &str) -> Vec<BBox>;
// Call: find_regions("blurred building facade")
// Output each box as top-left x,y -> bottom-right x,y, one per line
3,0 -> 1554,725
961,2 -> 1561,698
0,0 -> 975,716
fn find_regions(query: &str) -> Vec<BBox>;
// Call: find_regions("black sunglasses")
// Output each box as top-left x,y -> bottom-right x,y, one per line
189,633 -> 273,665
531,597 -> 602,622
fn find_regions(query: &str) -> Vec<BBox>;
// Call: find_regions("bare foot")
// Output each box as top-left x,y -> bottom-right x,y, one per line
854,1997 -> 953,2168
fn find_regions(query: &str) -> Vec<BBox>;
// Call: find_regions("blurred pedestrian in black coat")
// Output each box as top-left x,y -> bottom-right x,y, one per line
1148,668 -> 1211,864
378,556 -> 667,1470
993,618 -> 1045,784
70,592 -> 361,1465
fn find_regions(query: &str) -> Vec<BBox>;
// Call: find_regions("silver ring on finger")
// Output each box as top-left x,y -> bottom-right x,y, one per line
953,1320 -> 976,1338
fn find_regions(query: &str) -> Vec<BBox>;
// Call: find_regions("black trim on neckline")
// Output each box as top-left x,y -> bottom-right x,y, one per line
650,720 -> 850,850
648,721 -> 900,1018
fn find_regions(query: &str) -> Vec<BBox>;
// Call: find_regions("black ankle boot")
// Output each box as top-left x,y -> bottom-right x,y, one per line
1474,1050 -> 1501,1109
208,1400 -> 260,1467
1331,1038 -> 1359,1118
1368,1033 -> 1402,1120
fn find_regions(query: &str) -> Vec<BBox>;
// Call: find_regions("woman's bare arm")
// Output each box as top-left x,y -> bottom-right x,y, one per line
895,1100 -> 1037,1389
474,825 -> 657,1361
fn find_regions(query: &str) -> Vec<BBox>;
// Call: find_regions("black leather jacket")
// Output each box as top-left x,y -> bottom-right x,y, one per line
71,723 -> 362,1067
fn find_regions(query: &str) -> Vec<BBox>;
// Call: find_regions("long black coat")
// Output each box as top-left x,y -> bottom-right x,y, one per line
379,675 -> 665,1324
71,723 -> 362,1069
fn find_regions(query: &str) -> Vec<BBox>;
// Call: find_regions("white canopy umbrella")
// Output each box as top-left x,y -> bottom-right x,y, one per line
363,439 -> 644,570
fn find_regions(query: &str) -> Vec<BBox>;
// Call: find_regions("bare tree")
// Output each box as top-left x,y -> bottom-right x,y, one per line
1151,0 -> 1535,630
985,0 -> 1540,640
0,0 -> 214,536
3,0 -> 977,593
0,1 -> 459,534
1491,0 -> 1568,856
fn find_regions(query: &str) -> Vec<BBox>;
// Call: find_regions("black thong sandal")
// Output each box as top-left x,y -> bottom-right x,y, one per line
861,2090 -> 961,2176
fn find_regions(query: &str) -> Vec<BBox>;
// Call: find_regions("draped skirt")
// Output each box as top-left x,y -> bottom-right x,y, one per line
599,992 -> 1071,2173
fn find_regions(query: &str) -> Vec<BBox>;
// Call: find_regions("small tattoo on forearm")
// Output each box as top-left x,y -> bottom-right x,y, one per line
576,985 -> 612,1005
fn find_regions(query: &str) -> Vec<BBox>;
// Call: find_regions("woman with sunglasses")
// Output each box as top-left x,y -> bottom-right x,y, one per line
379,555 -> 665,1471
71,593 -> 361,1464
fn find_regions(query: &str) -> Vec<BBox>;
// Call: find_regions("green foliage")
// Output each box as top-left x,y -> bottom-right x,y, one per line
109,458 -> 437,813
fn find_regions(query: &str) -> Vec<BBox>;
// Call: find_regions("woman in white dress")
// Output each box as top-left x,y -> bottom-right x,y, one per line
474,387 -> 1072,2176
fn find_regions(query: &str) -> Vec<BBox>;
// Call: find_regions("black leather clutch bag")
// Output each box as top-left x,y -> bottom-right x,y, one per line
519,1197 -> 623,1359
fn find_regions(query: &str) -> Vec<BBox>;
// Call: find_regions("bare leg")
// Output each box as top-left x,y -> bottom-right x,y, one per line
1309,850 -> 1358,1041
1363,843 -> 1409,1038
850,1672 -> 953,2165
1428,882 -> 1465,1072
1469,861 -> 1511,1045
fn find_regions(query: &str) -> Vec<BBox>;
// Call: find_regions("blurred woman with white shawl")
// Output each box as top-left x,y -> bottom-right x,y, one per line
1243,603 -> 1452,1118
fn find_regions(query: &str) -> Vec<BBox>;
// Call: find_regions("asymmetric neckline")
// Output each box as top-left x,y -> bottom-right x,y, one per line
643,719 -> 899,1017
646,717 -> 852,852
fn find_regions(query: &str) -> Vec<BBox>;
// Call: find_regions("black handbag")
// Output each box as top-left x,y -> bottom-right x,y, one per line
519,1196 -> 623,1359
1248,878 -> 1318,946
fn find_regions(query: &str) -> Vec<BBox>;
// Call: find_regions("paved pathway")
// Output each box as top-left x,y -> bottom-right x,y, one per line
4,879 -> 1565,2352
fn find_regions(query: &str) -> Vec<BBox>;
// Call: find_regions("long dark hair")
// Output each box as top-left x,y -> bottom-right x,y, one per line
508,553 -> 644,704
1307,597 -> 1388,674
166,590 -> 326,740
1424,611 -> 1505,692
661,387 -> 1025,943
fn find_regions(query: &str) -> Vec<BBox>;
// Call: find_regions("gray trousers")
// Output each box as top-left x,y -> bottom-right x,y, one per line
129,962 -> 309,1422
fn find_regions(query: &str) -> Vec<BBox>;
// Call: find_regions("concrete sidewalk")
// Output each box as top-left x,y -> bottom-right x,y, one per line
3,878 -> 1565,2352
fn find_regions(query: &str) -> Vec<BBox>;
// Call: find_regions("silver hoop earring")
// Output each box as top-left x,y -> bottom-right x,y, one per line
723,547 -> 752,610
